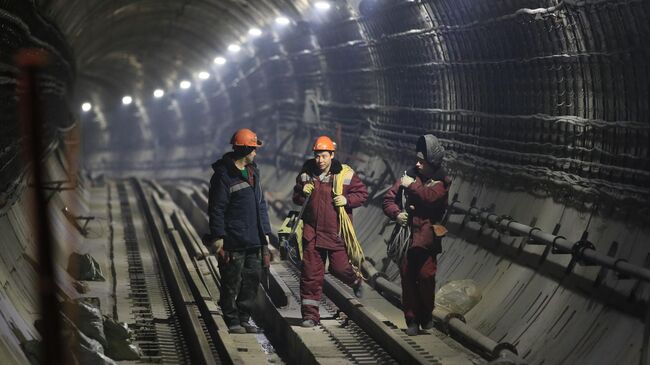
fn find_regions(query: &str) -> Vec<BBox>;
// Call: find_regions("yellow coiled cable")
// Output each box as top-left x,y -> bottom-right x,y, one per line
334,164 -> 365,278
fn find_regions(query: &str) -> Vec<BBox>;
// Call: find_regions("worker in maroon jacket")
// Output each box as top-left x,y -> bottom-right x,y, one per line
293,136 -> 368,327
383,134 -> 451,336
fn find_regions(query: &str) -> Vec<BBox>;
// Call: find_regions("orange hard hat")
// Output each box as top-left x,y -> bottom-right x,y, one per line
312,136 -> 336,151
231,128 -> 262,147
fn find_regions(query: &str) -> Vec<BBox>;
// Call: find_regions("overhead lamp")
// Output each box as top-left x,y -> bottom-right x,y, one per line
122,96 -> 132,105
315,1 -> 331,11
153,89 -> 164,98
81,102 -> 92,112
248,28 -> 262,37
275,16 -> 290,26
227,44 -> 241,53
198,71 -> 210,80
179,80 -> 191,89
214,56 -> 227,65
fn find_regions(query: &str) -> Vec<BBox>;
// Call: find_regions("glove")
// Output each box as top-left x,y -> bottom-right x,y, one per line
400,175 -> 415,188
396,212 -> 409,226
262,245 -> 271,268
333,195 -> 347,207
207,238 -> 224,255
303,183 -> 315,196
208,238 -> 229,264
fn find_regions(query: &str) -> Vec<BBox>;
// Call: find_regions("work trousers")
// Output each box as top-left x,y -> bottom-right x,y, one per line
218,248 -> 261,327
400,246 -> 437,326
301,241 -> 357,322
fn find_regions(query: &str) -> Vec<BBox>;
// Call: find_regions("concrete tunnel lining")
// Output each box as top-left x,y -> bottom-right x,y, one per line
1,0 -> 650,364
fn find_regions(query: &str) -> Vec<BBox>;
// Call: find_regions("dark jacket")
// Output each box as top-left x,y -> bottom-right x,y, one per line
382,167 -> 451,255
207,152 -> 272,251
293,159 -> 368,250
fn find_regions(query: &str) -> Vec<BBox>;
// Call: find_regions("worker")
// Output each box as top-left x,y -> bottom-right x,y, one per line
204,128 -> 272,334
293,135 -> 368,327
382,134 -> 451,336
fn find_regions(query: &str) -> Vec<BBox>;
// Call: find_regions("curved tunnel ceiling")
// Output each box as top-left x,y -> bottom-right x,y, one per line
38,0 -> 311,102
46,0 -> 650,216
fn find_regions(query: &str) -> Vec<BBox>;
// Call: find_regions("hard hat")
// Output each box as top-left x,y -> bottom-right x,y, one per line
312,135 -> 336,151
231,128 -> 262,147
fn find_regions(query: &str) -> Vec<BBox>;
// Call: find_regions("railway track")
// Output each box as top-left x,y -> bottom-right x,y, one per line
104,178 -> 485,364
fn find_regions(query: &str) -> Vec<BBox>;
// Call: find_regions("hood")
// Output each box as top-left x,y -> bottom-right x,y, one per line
416,134 -> 445,166
212,152 -> 257,176
301,158 -> 343,176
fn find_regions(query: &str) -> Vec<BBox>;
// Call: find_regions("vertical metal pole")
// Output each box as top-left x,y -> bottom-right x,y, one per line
15,49 -> 65,365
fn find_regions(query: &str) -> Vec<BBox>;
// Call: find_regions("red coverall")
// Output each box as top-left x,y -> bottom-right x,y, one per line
382,168 -> 451,326
293,159 -> 368,322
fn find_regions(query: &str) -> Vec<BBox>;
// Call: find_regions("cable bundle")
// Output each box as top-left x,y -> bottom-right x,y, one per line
333,164 -> 365,277
386,223 -> 411,265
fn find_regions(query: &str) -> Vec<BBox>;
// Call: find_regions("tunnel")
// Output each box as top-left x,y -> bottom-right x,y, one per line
0,0 -> 649,364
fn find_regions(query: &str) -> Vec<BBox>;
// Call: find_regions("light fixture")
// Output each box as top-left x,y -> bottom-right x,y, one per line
315,1 -> 331,11
153,89 -> 164,98
248,28 -> 262,37
227,44 -> 241,53
122,96 -> 132,105
214,56 -> 226,65
198,71 -> 210,80
275,16 -> 290,26
179,80 -> 191,89
81,102 -> 92,112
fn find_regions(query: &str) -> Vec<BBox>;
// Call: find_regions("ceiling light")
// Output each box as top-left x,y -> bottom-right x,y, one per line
248,28 -> 262,37
122,96 -> 132,105
153,89 -> 164,98
214,56 -> 226,65
179,80 -> 191,89
227,44 -> 241,53
275,16 -> 290,26
81,102 -> 92,112
198,71 -> 210,80
315,1 -> 331,11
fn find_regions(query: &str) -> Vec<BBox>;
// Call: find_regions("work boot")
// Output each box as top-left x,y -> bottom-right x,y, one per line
301,319 -> 316,328
405,323 -> 419,336
241,322 -> 260,333
421,319 -> 434,331
353,279 -> 364,298
228,324 -> 246,334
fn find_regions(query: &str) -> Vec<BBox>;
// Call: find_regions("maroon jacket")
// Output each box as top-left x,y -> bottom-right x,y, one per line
293,159 -> 368,250
382,167 -> 451,255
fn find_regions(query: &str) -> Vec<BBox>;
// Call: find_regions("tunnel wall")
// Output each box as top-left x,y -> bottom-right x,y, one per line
120,1 -> 648,363
0,2 -> 83,363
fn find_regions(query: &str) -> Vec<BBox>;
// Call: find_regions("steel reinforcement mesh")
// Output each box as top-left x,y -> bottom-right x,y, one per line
208,0 -> 649,213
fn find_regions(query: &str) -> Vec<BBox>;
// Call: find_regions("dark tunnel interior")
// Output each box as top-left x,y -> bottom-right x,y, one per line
0,0 -> 649,364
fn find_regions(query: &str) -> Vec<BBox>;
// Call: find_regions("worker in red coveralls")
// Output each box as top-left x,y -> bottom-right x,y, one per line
382,134 -> 451,336
293,136 -> 368,328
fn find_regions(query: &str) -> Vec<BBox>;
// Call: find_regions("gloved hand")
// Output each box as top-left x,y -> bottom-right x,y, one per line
303,183 -> 315,196
401,175 -> 415,188
262,245 -> 271,268
396,212 -> 409,226
208,238 -> 229,263
207,238 -> 224,255
333,195 -> 347,207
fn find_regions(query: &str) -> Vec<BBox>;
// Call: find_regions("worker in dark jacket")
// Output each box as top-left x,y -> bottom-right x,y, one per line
205,128 -> 272,334
293,136 -> 368,327
383,134 -> 451,336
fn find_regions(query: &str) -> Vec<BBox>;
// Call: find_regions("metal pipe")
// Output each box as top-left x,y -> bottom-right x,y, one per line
16,49 -> 66,365
450,202 -> 650,282
361,260 -> 523,362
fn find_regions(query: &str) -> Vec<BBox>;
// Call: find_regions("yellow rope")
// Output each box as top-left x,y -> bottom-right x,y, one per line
334,164 -> 365,278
